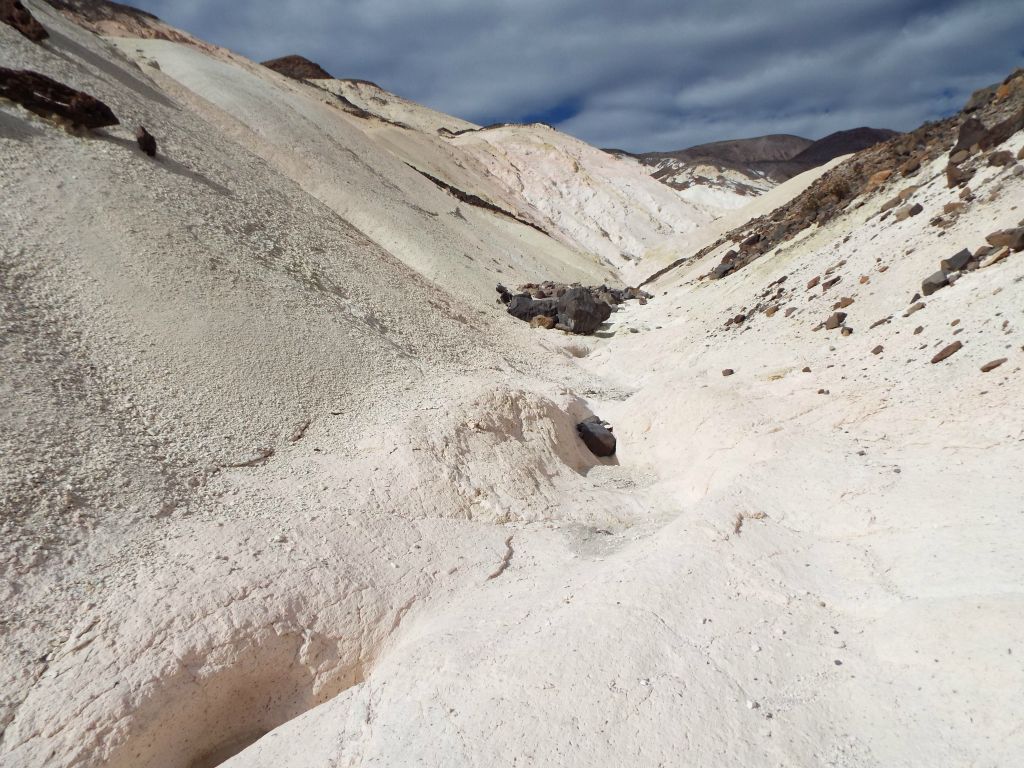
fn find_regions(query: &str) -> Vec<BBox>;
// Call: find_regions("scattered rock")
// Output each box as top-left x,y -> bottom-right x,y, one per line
985,228 -> 1024,252
784,307 -> 797,317
859,275 -> 870,285
921,270 -> 949,297
1,0 -> 48,42
802,366 -> 811,373
825,312 -> 847,330
895,202 -> 923,221
940,248 -> 971,272
135,125 -> 156,157
576,416 -> 616,457
952,117 -> 988,153
899,157 -> 921,175
841,327 -> 853,337
529,315 -> 555,329
980,247 -> 1010,268
988,150 -> 1015,167
806,276 -> 820,290
942,202 -> 965,215
0,68 -> 119,129
822,276 -> 841,292
722,368 -> 735,377
914,326 -> 924,335
930,341 -> 963,364
904,302 -> 926,317
946,163 -> 975,188
833,297 -> 854,310
949,149 -> 969,165
981,358 -> 1007,372
872,345 -> 884,355
867,169 -> 892,186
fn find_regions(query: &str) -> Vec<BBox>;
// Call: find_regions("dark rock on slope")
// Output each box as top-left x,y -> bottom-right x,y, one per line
0,67 -> 119,129
645,68 -> 1024,288
576,416 -> 616,457
1,0 -> 48,42
262,55 -> 333,80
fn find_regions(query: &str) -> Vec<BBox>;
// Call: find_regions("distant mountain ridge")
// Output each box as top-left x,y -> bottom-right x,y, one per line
613,127 -> 899,204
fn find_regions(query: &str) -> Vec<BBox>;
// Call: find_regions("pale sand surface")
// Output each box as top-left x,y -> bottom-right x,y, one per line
2,3 -> 1022,767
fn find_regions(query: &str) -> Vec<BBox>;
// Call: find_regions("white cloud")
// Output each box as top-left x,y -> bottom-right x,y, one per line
132,0 -> 1024,151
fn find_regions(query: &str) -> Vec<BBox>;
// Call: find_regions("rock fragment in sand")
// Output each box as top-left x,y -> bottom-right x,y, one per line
988,150 -> 1015,167
895,203 -> 923,221
576,416 -> 616,457
980,247 -> 1010,268
825,312 -> 847,330
904,302 -> 926,317
529,315 -> 555,329
946,163 -> 975,188
921,270 -> 949,297
822,277 -> 841,292
931,341 -> 963,364
981,358 -> 1007,372
0,67 -> 119,129
722,368 -> 734,377
1,0 -> 47,42
985,228 -> 1024,252
806,276 -> 821,290
135,125 -> 157,157
941,248 -> 971,272
872,345 -> 884,355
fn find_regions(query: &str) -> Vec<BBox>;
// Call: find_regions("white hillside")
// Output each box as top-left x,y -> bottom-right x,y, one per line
454,123 -> 715,268
315,78 -> 478,135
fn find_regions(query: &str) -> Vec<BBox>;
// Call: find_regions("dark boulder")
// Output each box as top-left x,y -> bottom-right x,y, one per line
921,270 -> 949,297
556,286 -> 611,334
495,284 -> 514,305
0,67 -> 118,129
576,416 -> 616,457
952,117 -> 988,153
940,248 -> 971,272
135,125 -> 157,157
1,0 -> 47,42
506,294 -> 557,323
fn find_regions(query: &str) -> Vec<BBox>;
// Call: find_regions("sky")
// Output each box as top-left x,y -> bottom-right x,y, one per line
131,0 -> 1024,153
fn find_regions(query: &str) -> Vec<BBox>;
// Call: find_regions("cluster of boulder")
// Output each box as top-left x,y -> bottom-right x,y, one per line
497,281 -> 652,335
645,68 -> 1024,288
921,226 -> 1024,297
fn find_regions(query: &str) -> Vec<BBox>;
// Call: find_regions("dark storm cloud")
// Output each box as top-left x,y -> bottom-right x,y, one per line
131,0 -> 1024,151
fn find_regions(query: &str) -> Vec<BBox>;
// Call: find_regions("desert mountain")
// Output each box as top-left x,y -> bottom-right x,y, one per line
2,2 -> 1023,768
261,54 -> 333,80
623,128 -> 898,209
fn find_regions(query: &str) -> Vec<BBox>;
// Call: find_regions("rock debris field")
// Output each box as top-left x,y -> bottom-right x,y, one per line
1,3 -> 1023,768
